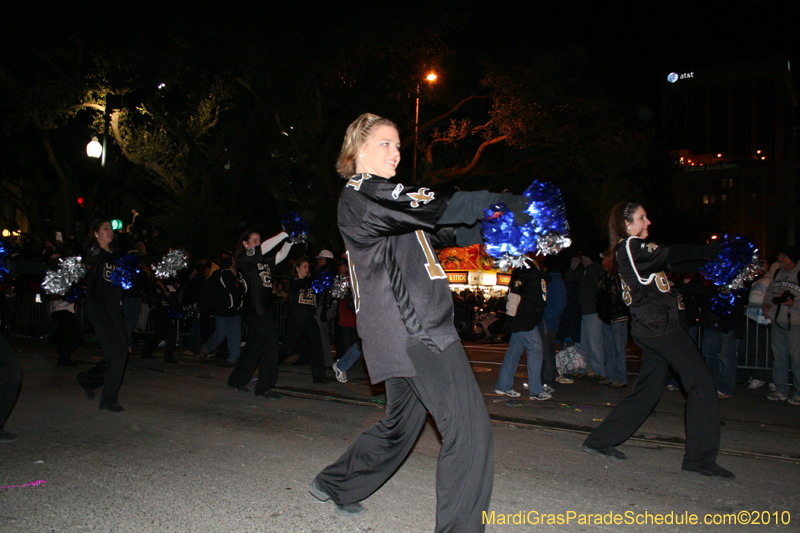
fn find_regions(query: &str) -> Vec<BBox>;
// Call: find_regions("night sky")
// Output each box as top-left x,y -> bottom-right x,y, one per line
8,1 -> 797,129
2,1 -> 798,251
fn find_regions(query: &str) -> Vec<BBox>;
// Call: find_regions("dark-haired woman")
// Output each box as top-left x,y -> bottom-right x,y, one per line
582,202 -> 734,479
226,230 -> 293,398
281,258 -> 327,383
76,220 -> 130,412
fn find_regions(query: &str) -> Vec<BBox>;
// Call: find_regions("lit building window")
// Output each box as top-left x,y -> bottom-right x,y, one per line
703,195 -> 709,204
729,179 -> 733,187
722,179 -> 727,187
722,195 -> 727,202
711,195 -> 716,204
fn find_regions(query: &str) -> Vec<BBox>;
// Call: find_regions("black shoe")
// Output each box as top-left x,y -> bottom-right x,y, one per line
0,430 -> 19,443
58,360 -> 79,367
82,387 -> 95,400
309,478 -> 331,502
99,401 -> 125,413
164,356 -> 178,364
309,479 -> 365,517
313,378 -> 331,385
227,383 -> 251,393
582,443 -> 627,461
256,390 -> 282,399
682,463 -> 736,479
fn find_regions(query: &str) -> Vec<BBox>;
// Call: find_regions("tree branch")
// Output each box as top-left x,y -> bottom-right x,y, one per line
429,135 -> 508,181
108,111 -> 179,192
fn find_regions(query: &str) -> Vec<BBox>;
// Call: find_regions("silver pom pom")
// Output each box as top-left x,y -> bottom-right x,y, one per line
536,231 -> 572,256
42,256 -> 86,295
154,249 -> 188,279
492,253 -> 531,273
331,274 -> 350,300
289,233 -> 308,245
720,250 -> 763,293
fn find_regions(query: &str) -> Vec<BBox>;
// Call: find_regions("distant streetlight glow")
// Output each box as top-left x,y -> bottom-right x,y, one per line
158,83 -> 166,89
86,137 -> 103,158
426,73 -> 437,82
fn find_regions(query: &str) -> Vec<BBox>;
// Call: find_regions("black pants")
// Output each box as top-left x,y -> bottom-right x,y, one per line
282,313 -> 326,381
584,328 -> 720,470
539,325 -> 557,384
228,313 -> 279,394
315,340 -> 494,533
51,310 -> 84,364
141,313 -> 177,360
78,303 -> 129,404
0,335 -> 21,431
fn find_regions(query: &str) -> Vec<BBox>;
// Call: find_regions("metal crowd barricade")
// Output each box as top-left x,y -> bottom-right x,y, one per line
739,304 -> 773,372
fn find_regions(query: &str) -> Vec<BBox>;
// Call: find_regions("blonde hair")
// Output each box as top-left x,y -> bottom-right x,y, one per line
336,113 -> 398,178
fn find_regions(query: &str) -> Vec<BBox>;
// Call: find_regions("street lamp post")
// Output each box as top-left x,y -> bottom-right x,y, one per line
413,72 -> 437,185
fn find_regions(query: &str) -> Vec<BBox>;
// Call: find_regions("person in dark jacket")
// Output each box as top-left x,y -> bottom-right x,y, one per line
582,202 -> 734,479
537,254 -> 567,387
597,253 -> 630,388
281,258 -> 328,383
198,258 -> 243,364
564,250 -> 606,379
76,220 -> 130,412
226,230 -> 293,398
493,255 -> 552,400
309,113 -> 532,532
139,278 -> 180,363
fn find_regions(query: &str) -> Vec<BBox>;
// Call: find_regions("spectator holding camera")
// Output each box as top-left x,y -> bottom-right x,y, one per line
763,246 -> 800,405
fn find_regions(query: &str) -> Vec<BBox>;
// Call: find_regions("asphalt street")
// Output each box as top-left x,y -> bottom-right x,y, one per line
1,338 -> 798,532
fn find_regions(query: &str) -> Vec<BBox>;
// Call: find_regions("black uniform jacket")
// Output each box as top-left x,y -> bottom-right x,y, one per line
238,234 -> 289,316
617,237 -> 715,338
506,264 -> 550,333
338,173 -> 499,384
85,244 -> 123,308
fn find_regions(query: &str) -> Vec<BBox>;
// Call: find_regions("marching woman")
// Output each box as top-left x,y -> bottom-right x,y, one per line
76,220 -> 130,412
281,258 -> 328,383
226,230 -> 294,398
309,113 -> 537,532
582,202 -> 734,478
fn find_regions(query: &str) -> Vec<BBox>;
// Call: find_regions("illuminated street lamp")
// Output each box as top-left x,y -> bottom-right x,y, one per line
413,72 -> 438,184
86,137 -> 103,159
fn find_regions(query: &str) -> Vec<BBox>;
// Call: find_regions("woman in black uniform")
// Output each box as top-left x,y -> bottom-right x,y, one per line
281,258 -> 328,383
582,202 -> 734,478
76,220 -> 130,412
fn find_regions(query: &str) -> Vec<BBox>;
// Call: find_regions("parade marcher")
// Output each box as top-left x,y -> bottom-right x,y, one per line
226,230 -> 293,399
582,202 -> 734,479
309,113 -> 531,532
139,278 -> 180,363
1,255 -> 49,441
76,220 -> 131,413
281,258 -> 328,383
